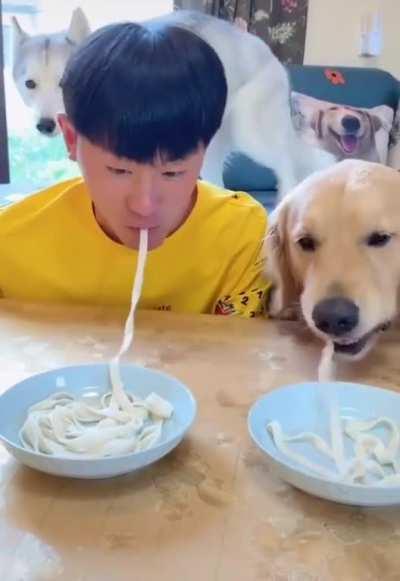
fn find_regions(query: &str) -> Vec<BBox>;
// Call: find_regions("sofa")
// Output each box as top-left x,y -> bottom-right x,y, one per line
223,64 -> 400,212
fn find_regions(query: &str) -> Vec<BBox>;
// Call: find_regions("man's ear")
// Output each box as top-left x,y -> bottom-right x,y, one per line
58,115 -> 78,161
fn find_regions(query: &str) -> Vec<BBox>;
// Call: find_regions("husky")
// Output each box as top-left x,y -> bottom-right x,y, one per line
11,8 -> 335,196
11,8 -> 90,136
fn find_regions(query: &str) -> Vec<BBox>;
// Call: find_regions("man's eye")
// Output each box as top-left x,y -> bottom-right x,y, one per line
107,167 -> 129,175
163,171 -> 185,178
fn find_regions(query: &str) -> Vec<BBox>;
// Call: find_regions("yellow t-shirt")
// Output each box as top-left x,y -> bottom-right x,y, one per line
0,178 -> 269,317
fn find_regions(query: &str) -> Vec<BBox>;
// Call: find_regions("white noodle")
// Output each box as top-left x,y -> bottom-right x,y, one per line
267,422 -> 337,480
345,417 -> 400,469
318,341 -> 335,382
267,414 -> 400,486
20,230 -> 174,458
109,228 -> 148,413
318,342 -> 345,475
317,342 -> 345,475
267,342 -> 400,486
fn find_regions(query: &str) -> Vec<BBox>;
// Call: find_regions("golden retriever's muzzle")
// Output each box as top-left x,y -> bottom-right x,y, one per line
312,296 -> 390,356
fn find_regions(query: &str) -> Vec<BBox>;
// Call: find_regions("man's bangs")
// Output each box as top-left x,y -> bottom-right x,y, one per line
76,84 -> 210,163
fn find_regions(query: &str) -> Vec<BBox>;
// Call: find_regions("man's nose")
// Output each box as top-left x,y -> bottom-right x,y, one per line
126,175 -> 156,217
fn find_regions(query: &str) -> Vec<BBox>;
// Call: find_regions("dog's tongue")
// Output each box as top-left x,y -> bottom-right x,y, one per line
341,135 -> 358,153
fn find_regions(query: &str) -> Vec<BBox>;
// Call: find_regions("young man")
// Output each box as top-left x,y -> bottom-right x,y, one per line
0,20 -> 269,317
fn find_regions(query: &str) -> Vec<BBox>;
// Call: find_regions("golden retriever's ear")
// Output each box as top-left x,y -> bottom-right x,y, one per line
265,201 -> 300,319
368,113 -> 382,133
311,109 -> 324,138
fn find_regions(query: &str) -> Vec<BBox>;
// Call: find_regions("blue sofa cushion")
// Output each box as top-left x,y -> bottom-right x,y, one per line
223,153 -> 276,193
288,65 -> 400,111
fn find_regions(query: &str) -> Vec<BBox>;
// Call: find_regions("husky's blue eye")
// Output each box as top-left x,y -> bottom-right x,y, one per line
25,79 -> 37,90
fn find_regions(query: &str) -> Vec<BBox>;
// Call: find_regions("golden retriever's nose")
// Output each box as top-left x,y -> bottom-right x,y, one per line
312,297 -> 359,337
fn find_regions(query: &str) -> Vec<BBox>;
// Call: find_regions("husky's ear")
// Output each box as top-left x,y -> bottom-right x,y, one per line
265,199 -> 300,319
11,16 -> 29,55
67,7 -> 91,45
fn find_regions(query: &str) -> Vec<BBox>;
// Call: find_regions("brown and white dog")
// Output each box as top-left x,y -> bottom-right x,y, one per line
265,159 -> 400,359
312,105 -> 383,162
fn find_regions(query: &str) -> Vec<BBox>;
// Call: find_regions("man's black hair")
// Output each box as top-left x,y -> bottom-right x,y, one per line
61,20 -> 227,162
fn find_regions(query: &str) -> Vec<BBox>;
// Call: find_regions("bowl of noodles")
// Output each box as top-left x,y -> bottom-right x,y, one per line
0,230 -> 197,478
248,380 -> 400,506
0,362 -> 197,479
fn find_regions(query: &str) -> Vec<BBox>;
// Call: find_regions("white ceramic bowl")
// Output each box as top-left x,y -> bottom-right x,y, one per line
0,363 -> 197,479
248,381 -> 400,506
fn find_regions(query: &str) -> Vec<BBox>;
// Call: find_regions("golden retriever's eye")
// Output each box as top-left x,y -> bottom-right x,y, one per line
366,232 -> 392,247
297,236 -> 317,252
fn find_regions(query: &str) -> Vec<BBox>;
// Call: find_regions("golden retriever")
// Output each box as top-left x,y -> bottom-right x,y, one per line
265,159 -> 400,359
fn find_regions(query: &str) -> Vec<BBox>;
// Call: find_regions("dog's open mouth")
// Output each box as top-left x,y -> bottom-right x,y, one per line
333,322 -> 391,356
329,129 -> 359,154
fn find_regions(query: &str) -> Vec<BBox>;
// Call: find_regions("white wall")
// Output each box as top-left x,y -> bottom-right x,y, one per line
304,0 -> 400,78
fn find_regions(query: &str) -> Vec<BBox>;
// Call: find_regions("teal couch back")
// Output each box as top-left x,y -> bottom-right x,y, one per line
223,65 -> 400,210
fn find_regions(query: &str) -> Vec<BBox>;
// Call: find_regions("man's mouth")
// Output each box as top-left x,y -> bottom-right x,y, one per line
329,129 -> 359,154
126,224 -> 160,231
333,322 -> 391,357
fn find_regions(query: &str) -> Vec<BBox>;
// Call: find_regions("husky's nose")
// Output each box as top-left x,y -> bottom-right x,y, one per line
36,118 -> 56,135
312,297 -> 359,336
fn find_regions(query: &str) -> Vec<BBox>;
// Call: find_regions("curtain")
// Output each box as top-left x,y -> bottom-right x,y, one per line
173,0 -> 309,64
